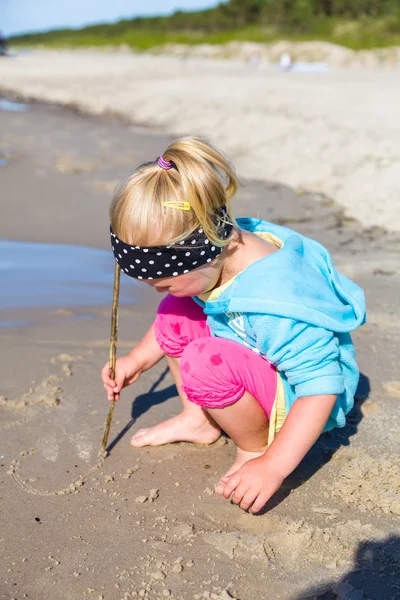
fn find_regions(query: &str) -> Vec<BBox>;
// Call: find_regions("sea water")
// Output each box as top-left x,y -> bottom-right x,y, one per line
0,240 -> 144,313
0,99 -> 27,112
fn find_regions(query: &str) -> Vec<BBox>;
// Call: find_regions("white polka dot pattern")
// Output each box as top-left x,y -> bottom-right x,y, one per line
110,206 -> 233,280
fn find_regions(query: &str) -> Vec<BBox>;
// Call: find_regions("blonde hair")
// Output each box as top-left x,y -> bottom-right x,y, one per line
109,137 -> 239,247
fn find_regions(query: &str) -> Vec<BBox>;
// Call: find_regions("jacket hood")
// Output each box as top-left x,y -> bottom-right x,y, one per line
203,218 -> 366,333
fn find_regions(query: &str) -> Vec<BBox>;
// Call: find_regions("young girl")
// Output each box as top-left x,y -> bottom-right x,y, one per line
101,137 -> 366,514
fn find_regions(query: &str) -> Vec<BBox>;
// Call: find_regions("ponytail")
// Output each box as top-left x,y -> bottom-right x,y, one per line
110,136 -> 239,247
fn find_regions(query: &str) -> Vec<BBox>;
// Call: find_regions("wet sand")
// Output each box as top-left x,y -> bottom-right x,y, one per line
1,100 -> 400,600
1,50 -> 400,233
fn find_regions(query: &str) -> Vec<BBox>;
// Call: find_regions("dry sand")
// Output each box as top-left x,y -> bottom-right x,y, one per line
0,96 -> 400,599
156,40 -> 400,69
1,49 -> 400,233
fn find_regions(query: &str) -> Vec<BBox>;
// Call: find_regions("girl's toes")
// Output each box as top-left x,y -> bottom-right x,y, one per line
215,483 -> 225,495
130,429 -> 150,445
133,428 -> 148,437
130,438 -> 148,447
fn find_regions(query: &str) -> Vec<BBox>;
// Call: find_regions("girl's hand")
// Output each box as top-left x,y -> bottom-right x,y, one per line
217,456 -> 285,514
101,354 -> 143,402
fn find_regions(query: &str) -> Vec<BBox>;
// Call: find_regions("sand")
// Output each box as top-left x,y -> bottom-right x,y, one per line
0,95 -> 400,599
1,49 -> 400,234
157,40 -> 400,69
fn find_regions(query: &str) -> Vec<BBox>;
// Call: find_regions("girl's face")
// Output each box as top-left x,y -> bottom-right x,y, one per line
143,257 -> 223,297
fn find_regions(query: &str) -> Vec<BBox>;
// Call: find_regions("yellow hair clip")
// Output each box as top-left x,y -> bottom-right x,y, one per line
161,201 -> 191,211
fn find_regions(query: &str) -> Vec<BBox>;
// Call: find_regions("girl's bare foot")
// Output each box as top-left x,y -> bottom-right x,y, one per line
130,411 -> 221,447
215,447 -> 267,495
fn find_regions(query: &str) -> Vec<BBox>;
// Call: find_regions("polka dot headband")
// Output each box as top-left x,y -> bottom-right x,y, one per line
110,207 -> 233,280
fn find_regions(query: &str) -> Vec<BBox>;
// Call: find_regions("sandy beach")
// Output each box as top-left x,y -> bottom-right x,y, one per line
1,50 -> 400,233
0,71 -> 400,599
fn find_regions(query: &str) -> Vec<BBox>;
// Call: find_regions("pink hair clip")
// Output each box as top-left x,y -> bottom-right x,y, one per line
158,155 -> 174,170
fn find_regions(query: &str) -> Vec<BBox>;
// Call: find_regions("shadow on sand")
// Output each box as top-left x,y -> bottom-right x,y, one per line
106,366 -> 174,453
296,534 -> 400,600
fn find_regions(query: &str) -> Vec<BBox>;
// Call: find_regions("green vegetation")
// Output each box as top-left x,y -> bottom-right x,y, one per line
9,0 -> 400,50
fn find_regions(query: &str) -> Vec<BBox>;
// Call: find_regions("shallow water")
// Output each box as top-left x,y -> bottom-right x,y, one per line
0,319 -> 35,328
0,98 -> 27,112
0,240 -> 144,312
0,148 -> 10,167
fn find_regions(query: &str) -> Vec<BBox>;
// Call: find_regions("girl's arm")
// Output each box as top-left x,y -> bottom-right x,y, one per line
221,393 -> 337,513
263,393 -> 337,477
129,323 -> 165,371
221,313 -> 351,512
102,323 -> 165,401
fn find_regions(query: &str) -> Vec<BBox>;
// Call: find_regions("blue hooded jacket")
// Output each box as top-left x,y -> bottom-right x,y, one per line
193,218 -> 366,431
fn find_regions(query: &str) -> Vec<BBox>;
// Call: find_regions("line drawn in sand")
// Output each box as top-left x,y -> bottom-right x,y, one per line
7,447 -> 107,496
5,351 -> 106,496
7,365 -> 170,496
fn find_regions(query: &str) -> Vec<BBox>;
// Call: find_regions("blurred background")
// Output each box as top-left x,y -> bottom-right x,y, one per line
4,0 -> 400,54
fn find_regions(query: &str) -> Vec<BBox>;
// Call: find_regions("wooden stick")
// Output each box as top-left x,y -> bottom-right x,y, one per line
101,261 -> 121,452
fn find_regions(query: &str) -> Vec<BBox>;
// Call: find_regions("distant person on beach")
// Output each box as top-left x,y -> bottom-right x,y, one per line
101,137 -> 365,514
279,52 -> 292,71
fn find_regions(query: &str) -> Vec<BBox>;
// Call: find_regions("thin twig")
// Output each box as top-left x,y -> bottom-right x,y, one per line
101,261 -> 121,452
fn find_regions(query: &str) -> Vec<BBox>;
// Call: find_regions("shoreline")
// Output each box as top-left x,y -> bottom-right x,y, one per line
1,50 -> 400,234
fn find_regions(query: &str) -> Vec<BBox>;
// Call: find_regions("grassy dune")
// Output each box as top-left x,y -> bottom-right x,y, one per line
10,0 -> 400,51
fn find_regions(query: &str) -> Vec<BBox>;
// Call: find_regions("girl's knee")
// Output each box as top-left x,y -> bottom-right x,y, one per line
180,338 -> 246,409
154,295 -> 209,357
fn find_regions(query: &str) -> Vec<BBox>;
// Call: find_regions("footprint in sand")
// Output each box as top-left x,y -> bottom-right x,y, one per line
0,375 -> 62,409
1,353 -> 78,411
202,516 -> 385,573
325,450 -> 400,516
